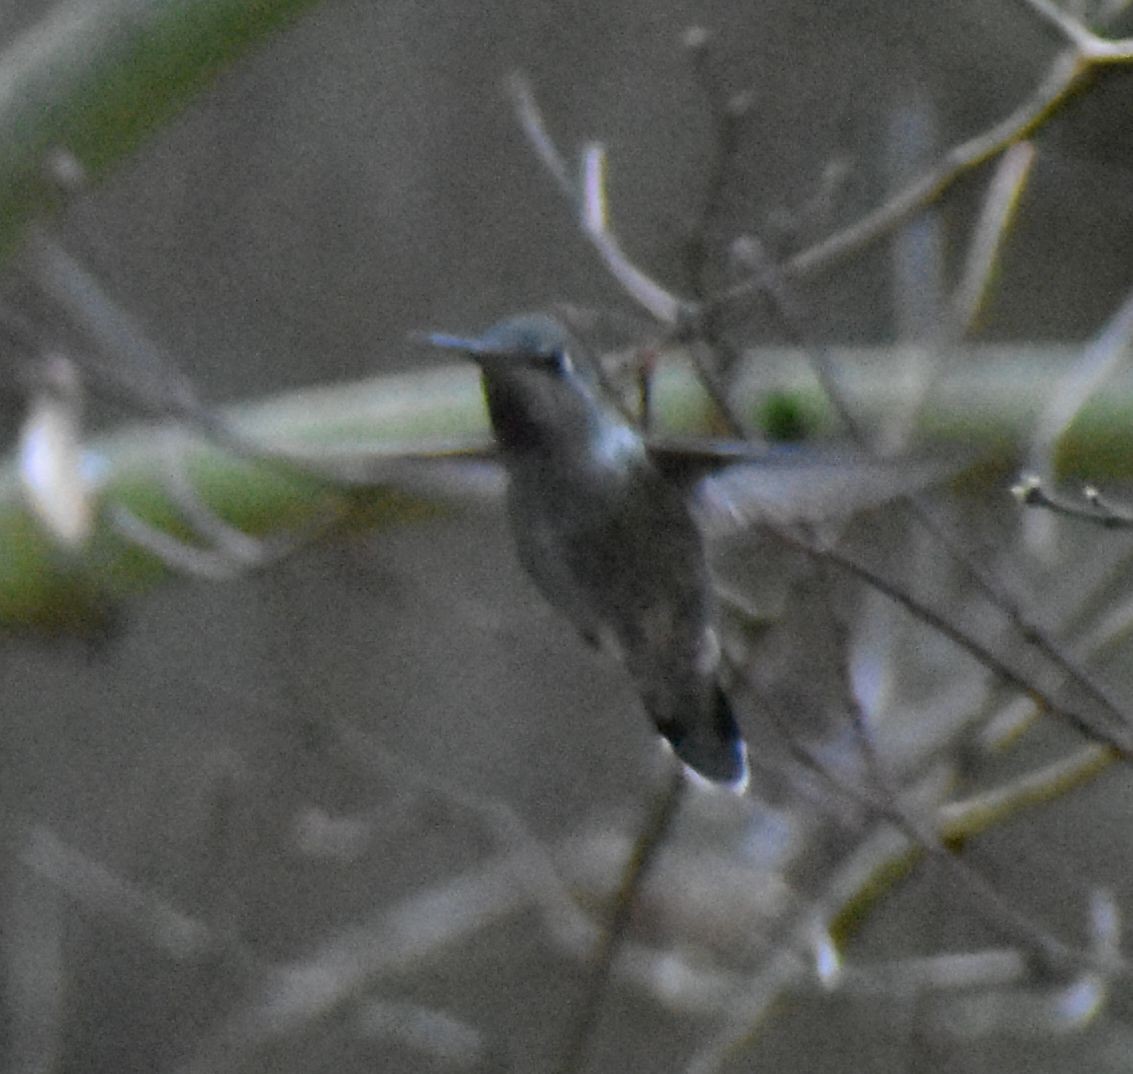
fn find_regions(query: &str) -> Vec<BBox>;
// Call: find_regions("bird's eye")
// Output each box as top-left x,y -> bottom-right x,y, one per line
545,347 -> 573,375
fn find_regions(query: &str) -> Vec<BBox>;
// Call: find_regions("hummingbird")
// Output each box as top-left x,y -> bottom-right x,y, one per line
423,313 -> 751,791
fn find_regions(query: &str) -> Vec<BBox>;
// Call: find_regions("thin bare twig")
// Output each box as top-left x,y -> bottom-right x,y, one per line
682,25 -> 750,300
775,705 -> 1121,977
102,427 -> 347,580
837,949 -> 1028,996
912,492 -> 1133,727
771,524 -> 1133,758
105,501 -> 333,581
1013,474 -> 1133,528
747,226 -> 1133,756
20,229 -> 232,445
679,30 -> 760,437
20,229 -> 453,492
554,764 -> 688,1074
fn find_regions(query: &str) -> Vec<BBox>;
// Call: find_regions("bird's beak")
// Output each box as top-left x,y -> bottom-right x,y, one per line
414,331 -> 502,360
416,331 -> 479,352
413,331 -> 526,365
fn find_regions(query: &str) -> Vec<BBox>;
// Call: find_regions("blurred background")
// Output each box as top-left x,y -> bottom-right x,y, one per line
4,0 -> 1133,1071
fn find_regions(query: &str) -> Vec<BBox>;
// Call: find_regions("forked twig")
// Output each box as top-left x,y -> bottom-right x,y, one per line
751,206 -> 1133,755
1014,474 -> 1133,529
781,27 -> 1130,283
508,72 -> 686,327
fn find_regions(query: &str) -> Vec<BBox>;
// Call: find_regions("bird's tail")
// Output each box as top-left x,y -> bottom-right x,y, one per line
661,685 -> 749,793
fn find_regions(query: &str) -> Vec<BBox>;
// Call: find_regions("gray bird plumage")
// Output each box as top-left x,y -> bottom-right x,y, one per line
424,313 -> 750,790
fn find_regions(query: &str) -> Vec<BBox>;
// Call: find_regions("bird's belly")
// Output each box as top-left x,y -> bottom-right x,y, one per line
506,473 -> 712,665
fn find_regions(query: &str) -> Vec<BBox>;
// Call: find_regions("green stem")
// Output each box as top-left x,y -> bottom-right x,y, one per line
2,346 -> 1132,632
0,0 -> 324,255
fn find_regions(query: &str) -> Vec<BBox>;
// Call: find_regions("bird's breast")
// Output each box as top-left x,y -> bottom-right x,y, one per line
504,455 -> 712,652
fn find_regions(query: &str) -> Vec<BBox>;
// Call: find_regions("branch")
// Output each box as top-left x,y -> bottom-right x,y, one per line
779,4 -> 1133,284
785,50 -> 1086,280
0,0 -> 323,256
6,346 -> 1133,631
508,73 -> 688,325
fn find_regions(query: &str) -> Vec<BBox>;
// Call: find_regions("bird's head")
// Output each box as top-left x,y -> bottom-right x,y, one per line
421,313 -> 631,460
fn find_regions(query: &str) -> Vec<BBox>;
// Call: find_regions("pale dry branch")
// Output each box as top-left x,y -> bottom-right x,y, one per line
779,3 -> 1133,285
950,142 -> 1037,335
837,949 -> 1028,996
331,726 -> 592,951
941,744 -> 1117,839
352,1000 -> 492,1069
508,72 -> 687,325
172,852 -> 535,1074
762,626 -> 1117,980
729,127 -> 1133,756
1028,285 -> 1133,479
1020,0 -> 1110,49
17,353 -> 93,549
21,825 -> 234,965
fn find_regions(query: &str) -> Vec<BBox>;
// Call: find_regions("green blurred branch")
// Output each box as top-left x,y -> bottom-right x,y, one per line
0,0 -> 323,255
1,345 -> 1131,632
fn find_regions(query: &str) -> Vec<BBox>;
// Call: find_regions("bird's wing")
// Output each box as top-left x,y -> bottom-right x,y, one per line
288,434 -> 507,507
645,435 -> 786,486
683,446 -> 964,536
